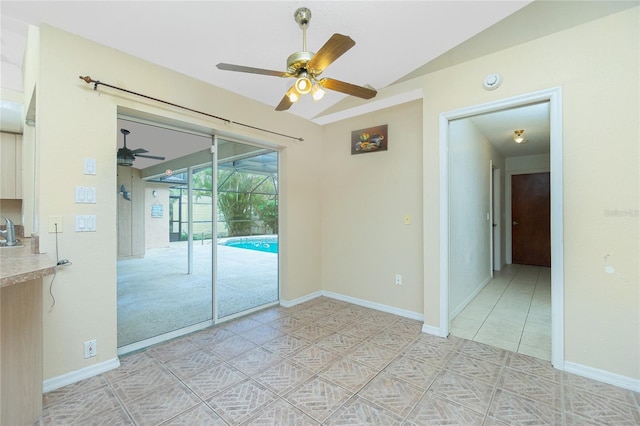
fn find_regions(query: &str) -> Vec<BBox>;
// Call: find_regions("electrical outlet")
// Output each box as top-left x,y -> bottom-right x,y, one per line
84,339 -> 97,358
395,274 -> 402,285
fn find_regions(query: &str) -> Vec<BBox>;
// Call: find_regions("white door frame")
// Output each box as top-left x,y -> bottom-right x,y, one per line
438,87 -> 564,369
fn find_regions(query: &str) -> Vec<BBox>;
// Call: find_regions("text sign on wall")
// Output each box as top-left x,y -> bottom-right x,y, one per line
151,203 -> 163,218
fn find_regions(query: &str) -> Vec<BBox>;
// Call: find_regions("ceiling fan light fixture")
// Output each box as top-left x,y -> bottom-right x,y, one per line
513,129 -> 525,144
311,82 -> 325,100
286,85 -> 300,102
295,76 -> 312,94
117,151 -> 135,167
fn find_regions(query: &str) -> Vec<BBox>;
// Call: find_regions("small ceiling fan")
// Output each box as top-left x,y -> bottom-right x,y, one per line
117,128 -> 165,167
216,7 -> 377,111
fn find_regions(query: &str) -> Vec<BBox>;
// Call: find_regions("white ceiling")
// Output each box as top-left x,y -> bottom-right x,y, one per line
1,0 -> 533,121
1,1 -> 635,163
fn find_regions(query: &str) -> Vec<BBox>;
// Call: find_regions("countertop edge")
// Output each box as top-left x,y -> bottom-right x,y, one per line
0,243 -> 57,288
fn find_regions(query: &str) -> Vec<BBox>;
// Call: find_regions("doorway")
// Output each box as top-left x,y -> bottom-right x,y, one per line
116,118 -> 280,353
438,87 -> 564,368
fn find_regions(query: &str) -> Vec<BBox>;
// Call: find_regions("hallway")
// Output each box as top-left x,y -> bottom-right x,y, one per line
450,264 -> 551,361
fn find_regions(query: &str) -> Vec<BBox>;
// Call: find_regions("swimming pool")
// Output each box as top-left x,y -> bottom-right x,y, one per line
220,237 -> 278,253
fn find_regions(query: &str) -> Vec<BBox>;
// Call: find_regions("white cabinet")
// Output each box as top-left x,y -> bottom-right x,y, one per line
0,132 -> 22,199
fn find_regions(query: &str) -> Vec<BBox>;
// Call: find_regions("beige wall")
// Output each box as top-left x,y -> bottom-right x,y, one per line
321,100 -> 424,313
408,7 -> 637,379
144,183 -> 170,250
30,24 -> 323,380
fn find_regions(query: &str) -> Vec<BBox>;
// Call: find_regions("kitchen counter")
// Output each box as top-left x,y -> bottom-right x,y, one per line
1,239 -> 54,425
0,240 -> 55,287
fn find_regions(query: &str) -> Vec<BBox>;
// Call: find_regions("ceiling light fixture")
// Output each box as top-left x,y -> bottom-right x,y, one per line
295,75 -> 312,94
311,83 -> 325,101
513,129 -> 526,144
286,85 -> 300,103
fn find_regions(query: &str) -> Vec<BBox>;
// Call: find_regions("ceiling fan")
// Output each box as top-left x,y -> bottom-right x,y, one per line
117,128 -> 165,167
216,7 -> 377,111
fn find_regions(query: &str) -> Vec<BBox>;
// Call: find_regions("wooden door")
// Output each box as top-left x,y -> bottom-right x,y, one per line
512,172 -> 551,266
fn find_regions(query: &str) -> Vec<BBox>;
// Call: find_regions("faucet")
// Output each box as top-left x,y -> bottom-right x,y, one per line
0,217 -> 17,246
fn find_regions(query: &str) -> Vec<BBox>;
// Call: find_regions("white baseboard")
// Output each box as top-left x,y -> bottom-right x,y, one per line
564,361 -> 640,393
43,357 -> 120,393
322,291 -> 424,322
280,291 -> 323,308
421,323 -> 447,337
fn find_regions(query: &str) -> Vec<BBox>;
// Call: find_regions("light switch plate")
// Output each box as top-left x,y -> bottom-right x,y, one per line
84,158 -> 96,175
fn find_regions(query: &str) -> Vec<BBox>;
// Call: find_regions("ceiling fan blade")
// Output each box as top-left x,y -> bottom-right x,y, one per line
275,94 -> 294,111
135,154 -> 166,161
131,148 -> 148,154
217,63 -> 289,77
307,34 -> 355,75
320,78 -> 377,99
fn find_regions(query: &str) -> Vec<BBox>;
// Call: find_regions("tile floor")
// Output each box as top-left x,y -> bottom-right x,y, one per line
38,297 -> 639,425
450,264 -> 551,361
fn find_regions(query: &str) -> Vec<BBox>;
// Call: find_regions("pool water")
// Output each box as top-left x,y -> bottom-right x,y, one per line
222,238 -> 278,253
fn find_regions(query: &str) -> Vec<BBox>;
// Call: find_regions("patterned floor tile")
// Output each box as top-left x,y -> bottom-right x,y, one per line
146,338 -> 202,362
290,324 -> 335,341
345,341 -> 399,370
239,323 -> 283,345
288,345 -> 341,373
40,385 -> 123,424
314,332 -> 363,354
253,359 -> 314,395
227,346 -> 282,375
430,370 -> 494,414
163,349 -> 223,380
457,340 -> 510,365
338,321 -> 387,339
189,326 -> 236,348
267,316 -> 310,333
42,374 -> 110,408
313,313 -> 360,331
505,351 -> 561,383
160,403 -> 227,425
366,329 -> 417,351
318,357 -> 378,392
488,389 -> 562,425
402,336 -> 457,366
260,334 -> 310,357
243,398 -> 319,425
110,363 -> 181,403
383,355 -> 441,389
358,372 -> 424,417
222,317 -> 264,334
249,307 -> 290,324
563,385 -> 640,424
125,382 -> 201,426
285,376 -> 353,423
206,379 -> 278,424
103,351 -> 159,383
385,317 -> 424,337
446,352 -> 503,385
325,396 -> 404,425
497,367 -> 562,408
204,334 -> 259,359
183,362 -> 247,399
405,390 -> 485,425
563,372 -> 640,406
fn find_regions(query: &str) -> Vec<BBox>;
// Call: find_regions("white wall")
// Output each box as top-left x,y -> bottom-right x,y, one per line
448,119 -> 504,318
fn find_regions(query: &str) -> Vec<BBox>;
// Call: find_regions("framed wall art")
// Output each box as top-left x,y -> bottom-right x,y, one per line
351,124 -> 388,155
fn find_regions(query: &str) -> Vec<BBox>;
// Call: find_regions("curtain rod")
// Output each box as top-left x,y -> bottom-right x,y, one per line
78,76 -> 304,142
